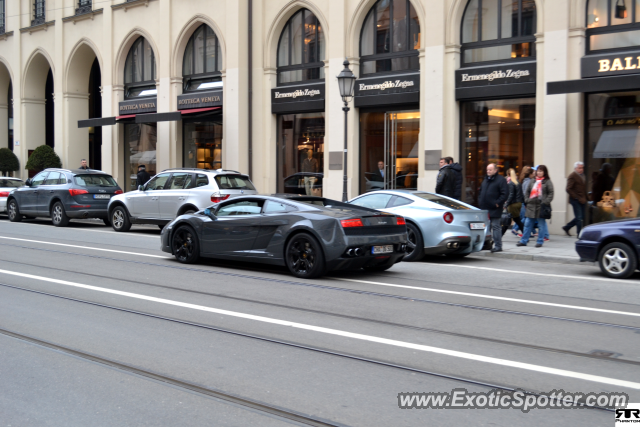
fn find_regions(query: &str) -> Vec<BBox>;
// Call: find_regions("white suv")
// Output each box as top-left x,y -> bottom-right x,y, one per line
108,168 -> 258,232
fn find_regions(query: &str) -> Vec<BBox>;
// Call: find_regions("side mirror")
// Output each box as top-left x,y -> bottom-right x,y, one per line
204,208 -> 217,220
138,185 -> 144,191
25,178 -> 32,187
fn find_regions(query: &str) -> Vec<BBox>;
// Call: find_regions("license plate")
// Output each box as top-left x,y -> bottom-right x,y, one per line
372,245 -> 394,254
470,223 -> 485,230
93,194 -> 111,199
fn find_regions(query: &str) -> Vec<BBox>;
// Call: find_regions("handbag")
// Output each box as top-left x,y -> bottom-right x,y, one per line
616,0 -> 628,19
500,209 -> 512,236
540,203 -> 552,220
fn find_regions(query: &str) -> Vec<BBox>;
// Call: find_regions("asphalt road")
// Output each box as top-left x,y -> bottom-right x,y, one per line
0,217 -> 638,426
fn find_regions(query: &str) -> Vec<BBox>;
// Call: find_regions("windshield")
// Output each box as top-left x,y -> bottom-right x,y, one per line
215,175 -> 256,191
74,174 -> 118,187
413,193 -> 472,210
0,179 -> 24,188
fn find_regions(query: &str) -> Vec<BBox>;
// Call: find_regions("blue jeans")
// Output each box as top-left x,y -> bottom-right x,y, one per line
565,198 -> 586,234
520,218 -> 548,245
513,204 -> 526,232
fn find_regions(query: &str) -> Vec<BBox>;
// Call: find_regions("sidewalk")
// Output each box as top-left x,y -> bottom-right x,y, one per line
469,230 -> 593,266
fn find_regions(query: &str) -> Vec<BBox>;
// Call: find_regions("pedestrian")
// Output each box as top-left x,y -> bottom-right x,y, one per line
79,159 -> 89,170
479,163 -> 508,253
517,165 -> 554,248
505,168 -> 525,233
562,161 -> 587,237
136,164 -> 151,188
435,157 -> 455,198
446,156 -> 463,201
512,166 -> 533,236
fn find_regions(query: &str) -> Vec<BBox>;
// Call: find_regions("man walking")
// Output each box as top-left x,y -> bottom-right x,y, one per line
563,161 -> 587,236
79,159 -> 89,170
436,157 -> 455,198
446,156 -> 463,201
479,163 -> 508,253
136,164 -> 151,188
301,149 -> 319,196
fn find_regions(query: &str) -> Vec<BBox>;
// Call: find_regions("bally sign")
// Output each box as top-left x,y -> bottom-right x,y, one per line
177,90 -> 223,110
118,98 -> 157,115
582,49 -> 640,78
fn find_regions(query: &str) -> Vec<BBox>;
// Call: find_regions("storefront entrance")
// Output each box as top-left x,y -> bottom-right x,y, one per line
359,109 -> 419,195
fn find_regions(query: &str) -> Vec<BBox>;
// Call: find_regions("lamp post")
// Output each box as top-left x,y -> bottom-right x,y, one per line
337,58 -> 356,202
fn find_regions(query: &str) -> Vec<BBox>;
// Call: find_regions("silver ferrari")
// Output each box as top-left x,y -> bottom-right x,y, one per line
349,190 -> 489,261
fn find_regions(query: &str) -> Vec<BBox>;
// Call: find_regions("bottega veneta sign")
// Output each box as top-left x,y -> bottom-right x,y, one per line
582,50 -> 640,78
455,62 -> 536,88
118,98 -> 157,115
177,90 -> 223,110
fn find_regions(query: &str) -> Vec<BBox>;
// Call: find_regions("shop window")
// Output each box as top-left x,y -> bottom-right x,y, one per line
277,113 -> 324,196
183,119 -> 223,170
124,37 -> 157,99
461,0 -> 536,65
0,0 -> 6,33
125,123 -> 157,192
461,98 -> 535,206
183,24 -> 223,92
359,0 -> 420,75
277,9 -> 325,85
587,0 -> 640,51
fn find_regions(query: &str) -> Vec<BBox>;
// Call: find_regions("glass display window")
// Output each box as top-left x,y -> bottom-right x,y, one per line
125,123 -> 157,192
183,119 -> 223,170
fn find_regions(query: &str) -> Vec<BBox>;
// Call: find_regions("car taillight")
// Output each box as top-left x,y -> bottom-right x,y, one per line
396,217 -> 406,226
0,191 -> 9,197
69,189 -> 89,196
341,218 -> 364,228
211,193 -> 230,203
114,190 -> 123,195
443,212 -> 454,224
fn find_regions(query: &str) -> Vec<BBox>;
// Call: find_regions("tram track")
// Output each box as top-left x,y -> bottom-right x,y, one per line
0,283 -> 615,413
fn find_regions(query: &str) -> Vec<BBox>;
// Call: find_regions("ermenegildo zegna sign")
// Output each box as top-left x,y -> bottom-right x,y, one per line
271,82 -> 325,114
177,90 -> 223,110
455,62 -> 536,100
582,50 -> 640,78
354,73 -> 420,107
118,98 -> 157,115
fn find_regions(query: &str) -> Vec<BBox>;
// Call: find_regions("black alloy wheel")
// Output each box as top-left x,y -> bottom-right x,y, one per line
598,242 -> 637,279
7,200 -> 22,222
172,226 -> 200,264
285,232 -> 326,279
51,202 -> 70,227
111,206 -> 132,232
403,222 -> 424,262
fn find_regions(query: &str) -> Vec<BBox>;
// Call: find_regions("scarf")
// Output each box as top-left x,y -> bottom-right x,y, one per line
530,177 -> 543,199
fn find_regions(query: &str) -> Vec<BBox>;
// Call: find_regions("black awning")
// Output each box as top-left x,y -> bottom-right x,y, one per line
135,111 -> 182,124
548,74 -> 640,95
78,117 -> 117,128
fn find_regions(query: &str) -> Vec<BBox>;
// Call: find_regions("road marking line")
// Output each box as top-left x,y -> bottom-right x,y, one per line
334,278 -> 640,317
0,236 -> 167,259
2,268 -> 639,390
0,220 -> 158,237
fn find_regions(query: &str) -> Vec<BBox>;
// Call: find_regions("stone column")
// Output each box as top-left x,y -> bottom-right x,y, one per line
63,92 -> 90,167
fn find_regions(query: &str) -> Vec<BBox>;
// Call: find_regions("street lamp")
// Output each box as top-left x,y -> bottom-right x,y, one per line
337,58 -> 356,202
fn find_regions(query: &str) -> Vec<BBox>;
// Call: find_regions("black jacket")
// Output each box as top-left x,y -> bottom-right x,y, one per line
449,162 -> 463,201
478,174 -> 508,218
436,166 -> 456,198
136,170 -> 151,187
506,181 -> 524,206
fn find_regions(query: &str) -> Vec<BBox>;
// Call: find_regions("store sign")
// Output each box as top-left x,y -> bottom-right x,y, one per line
604,117 -> 640,126
354,73 -> 419,97
271,82 -> 325,114
455,62 -> 536,88
177,90 -> 223,110
582,50 -> 640,78
118,98 -> 157,115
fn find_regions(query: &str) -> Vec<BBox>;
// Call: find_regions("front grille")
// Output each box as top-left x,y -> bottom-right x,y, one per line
343,225 -> 406,236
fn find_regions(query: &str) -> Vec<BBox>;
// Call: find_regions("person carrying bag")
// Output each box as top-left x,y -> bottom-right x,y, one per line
517,165 -> 554,248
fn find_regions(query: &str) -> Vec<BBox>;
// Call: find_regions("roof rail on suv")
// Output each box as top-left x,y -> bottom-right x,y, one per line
159,168 -> 243,174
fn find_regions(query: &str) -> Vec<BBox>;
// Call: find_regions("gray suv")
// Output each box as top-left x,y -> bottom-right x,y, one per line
107,168 -> 258,232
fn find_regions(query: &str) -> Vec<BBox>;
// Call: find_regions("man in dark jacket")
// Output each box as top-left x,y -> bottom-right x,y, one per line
436,158 -> 455,198
446,157 -> 463,201
136,165 -> 151,188
563,161 -> 587,236
478,163 -> 508,252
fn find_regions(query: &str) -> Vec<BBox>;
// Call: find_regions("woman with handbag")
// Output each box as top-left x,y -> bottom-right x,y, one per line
505,168 -> 525,233
517,165 -> 554,248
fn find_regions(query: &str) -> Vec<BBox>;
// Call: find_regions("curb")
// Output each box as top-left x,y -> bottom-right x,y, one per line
468,250 -> 596,267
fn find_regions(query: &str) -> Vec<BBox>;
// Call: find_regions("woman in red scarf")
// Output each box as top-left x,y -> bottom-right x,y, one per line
517,165 -> 554,247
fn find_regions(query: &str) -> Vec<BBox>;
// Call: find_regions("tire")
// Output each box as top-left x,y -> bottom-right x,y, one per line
51,202 -> 70,227
285,232 -> 326,279
172,226 -> 200,264
403,222 -> 424,262
181,209 -> 196,216
7,199 -> 22,222
111,206 -> 132,232
103,218 -> 111,226
598,242 -> 637,279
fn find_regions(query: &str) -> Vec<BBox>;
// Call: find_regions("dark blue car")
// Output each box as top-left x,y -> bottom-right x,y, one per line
576,219 -> 640,279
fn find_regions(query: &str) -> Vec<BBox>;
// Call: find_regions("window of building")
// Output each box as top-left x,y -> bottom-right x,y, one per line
183,119 -> 223,169
461,0 -> 536,65
32,0 -> 45,26
76,0 -> 91,14
359,0 -> 421,75
277,9 -> 325,85
0,0 -> 6,33
124,37 -> 157,99
183,24 -> 223,92
587,0 -> 640,51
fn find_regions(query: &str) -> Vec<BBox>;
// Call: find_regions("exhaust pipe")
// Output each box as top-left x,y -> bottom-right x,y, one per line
354,248 -> 363,257
346,249 -> 354,257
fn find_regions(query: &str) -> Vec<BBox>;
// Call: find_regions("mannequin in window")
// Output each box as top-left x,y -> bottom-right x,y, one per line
301,149 -> 319,195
